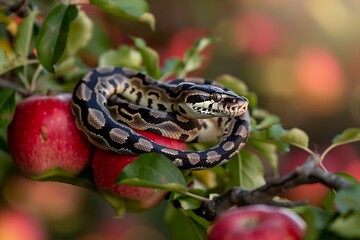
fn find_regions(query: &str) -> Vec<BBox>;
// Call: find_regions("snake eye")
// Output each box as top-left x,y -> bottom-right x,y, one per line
212,93 -> 222,102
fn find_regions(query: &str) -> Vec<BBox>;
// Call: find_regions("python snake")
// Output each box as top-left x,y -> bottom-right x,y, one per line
71,67 -> 250,170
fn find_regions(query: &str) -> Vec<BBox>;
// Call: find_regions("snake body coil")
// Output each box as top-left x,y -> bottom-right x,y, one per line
72,67 -> 250,170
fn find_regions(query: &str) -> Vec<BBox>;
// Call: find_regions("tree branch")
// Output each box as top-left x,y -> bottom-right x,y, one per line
195,156 -> 353,221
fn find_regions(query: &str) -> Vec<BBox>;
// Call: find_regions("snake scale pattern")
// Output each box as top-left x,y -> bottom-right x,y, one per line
71,67 -> 250,170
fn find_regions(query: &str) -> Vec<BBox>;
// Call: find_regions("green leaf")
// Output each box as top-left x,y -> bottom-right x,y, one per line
334,185 -> 360,214
165,205 -> 207,240
251,108 -> 270,119
332,128 -> 360,145
161,58 -> 183,79
133,37 -> 161,78
0,49 -> 6,63
336,172 -> 360,184
279,128 -> 312,153
36,3 -> 78,72
248,139 -> 278,173
99,191 -> 126,217
176,195 -> 202,210
330,212 -> 360,239
182,37 -> 217,76
186,210 -> 210,229
99,45 -> 142,69
180,54 -> 202,77
320,128 -> 360,161
163,36 -> 218,78
215,74 -> 249,95
297,206 -> 334,240
323,190 -> 336,211
55,57 -> 83,79
0,130 -> 9,153
255,114 -> 280,130
323,171 -> 358,211
191,37 -> 218,53
0,89 -> 15,128
248,130 -> 267,141
226,150 -> 265,189
116,153 -> 187,192
65,10 -> 93,57
15,10 -> 40,57
267,124 -> 290,153
246,92 -> 258,109
251,109 -> 280,123
268,124 -> 287,138
90,0 -> 155,30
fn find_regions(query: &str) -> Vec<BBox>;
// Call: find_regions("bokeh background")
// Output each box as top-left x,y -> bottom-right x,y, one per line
1,0 -> 360,239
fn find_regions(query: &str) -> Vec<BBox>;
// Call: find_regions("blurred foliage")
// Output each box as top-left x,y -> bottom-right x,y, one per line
0,0 -> 360,239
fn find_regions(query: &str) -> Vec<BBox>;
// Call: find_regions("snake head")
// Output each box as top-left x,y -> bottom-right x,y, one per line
176,84 -> 248,118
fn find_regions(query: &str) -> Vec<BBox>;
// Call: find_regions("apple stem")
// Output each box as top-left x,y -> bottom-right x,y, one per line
30,64 -> 43,93
184,192 -> 209,202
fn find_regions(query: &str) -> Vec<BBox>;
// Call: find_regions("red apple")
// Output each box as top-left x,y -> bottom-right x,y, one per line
0,208 -> 47,240
208,205 -> 306,240
92,130 -> 187,213
7,94 -> 92,179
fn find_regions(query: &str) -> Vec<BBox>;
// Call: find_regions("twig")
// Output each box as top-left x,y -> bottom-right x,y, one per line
195,155 -> 353,221
30,64 -> 43,92
184,191 -> 209,202
18,73 -> 30,91
0,77 -> 28,96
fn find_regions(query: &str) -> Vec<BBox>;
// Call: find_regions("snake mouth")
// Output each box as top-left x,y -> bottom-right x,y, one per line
222,96 -> 248,117
226,102 -> 248,117
191,100 -> 248,118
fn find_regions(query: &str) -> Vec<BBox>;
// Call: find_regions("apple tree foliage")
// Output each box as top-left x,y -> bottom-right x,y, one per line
1,1 -> 360,239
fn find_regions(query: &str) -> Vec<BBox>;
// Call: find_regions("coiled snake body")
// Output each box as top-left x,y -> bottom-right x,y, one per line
72,67 -> 250,170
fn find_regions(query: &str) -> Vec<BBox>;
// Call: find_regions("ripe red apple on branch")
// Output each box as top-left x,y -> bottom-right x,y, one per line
92,130 -> 187,213
208,205 -> 306,240
7,94 -> 92,179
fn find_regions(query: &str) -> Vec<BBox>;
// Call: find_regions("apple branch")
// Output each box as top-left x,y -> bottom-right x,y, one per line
195,156 -> 353,221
